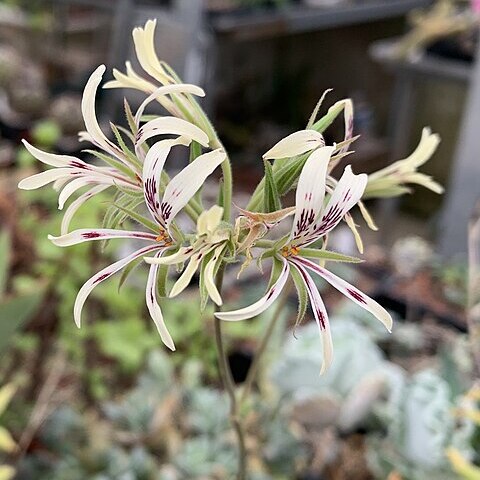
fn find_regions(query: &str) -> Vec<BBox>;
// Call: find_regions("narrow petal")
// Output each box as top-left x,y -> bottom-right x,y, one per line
135,84 -> 205,127
142,138 -> 190,224
146,251 -> 175,350
204,244 -> 225,306
22,140 -> 88,168
144,245 -> 196,265
295,256 -> 393,332
263,130 -> 325,160
135,116 -> 209,157
289,259 -> 333,374
160,149 -> 226,229
169,245 -> 215,298
290,146 -> 335,242
61,185 -> 110,234
300,165 -> 367,245
18,168 -> 72,190
132,20 -> 173,84
49,228 -> 158,247
82,65 -> 123,159
74,244 -> 162,327
215,258 -> 290,321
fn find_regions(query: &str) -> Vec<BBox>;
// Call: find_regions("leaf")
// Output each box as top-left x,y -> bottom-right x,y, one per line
263,160 -> 282,213
298,248 -> 363,263
290,266 -> 308,331
199,249 -> 215,311
0,231 -> 10,297
0,293 -> 43,356
189,141 -> 202,163
156,264 -> 170,298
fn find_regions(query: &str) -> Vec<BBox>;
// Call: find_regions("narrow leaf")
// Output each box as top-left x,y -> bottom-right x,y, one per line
298,248 -> 363,263
263,159 -> 282,213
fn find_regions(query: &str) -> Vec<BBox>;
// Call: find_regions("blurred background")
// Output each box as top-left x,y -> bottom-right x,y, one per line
0,1 -> 479,479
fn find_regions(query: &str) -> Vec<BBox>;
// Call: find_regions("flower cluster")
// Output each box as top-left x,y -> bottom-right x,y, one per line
19,20 -> 443,373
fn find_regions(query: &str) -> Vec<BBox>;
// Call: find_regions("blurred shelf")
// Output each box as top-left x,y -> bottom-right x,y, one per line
210,0 -> 432,40
370,38 -> 473,82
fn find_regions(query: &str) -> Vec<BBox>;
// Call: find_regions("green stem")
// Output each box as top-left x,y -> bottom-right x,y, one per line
240,284 -> 291,404
214,266 -> 247,480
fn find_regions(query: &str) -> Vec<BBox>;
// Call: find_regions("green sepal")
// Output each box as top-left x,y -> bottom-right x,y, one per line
263,159 -> 282,213
83,149 -> 137,181
298,248 -> 363,263
118,256 -> 143,292
157,264 -> 170,298
312,100 -> 345,133
307,89 -> 333,129
110,123 -> 141,170
124,98 -> 138,136
199,249 -> 216,311
267,255 -> 285,291
112,201 -> 159,233
290,265 -> 308,331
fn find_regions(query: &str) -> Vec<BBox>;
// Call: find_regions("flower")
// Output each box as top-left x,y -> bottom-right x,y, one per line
18,64 -> 205,235
365,127 -> 443,198
216,146 -> 393,373
48,142 -> 226,351
144,205 -> 230,306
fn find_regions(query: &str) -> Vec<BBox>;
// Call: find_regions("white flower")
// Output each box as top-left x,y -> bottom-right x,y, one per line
145,205 -> 229,306
216,146 -> 392,374
48,146 -> 226,350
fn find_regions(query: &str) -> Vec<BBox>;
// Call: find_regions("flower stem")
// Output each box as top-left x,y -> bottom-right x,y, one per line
214,266 -> 247,479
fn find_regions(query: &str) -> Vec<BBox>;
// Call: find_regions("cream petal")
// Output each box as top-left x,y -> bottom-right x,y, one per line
146,251 -> 175,350
263,130 -> 325,160
160,149 -> 226,229
299,165 -> 367,246
169,245 -> 215,298
61,185 -> 110,235
82,65 -> 124,159
295,256 -> 393,332
74,244 -> 162,327
135,84 -> 205,127
290,259 -> 333,374
290,146 -> 335,241
142,138 -> 190,224
135,116 -> 209,157
215,258 -> 290,321
49,228 -> 158,247
22,140 -> 87,168
203,244 -> 225,306
144,245 -> 196,265
18,168 -> 72,190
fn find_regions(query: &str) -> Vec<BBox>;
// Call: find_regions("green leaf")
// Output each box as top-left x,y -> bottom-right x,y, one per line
0,231 -> 10,297
263,160 -> 282,213
290,266 -> 308,330
199,249 -> 215,311
0,292 -> 43,355
298,248 -> 363,263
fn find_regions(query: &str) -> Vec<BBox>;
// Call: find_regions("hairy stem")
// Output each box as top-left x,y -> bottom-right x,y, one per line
214,266 -> 247,479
